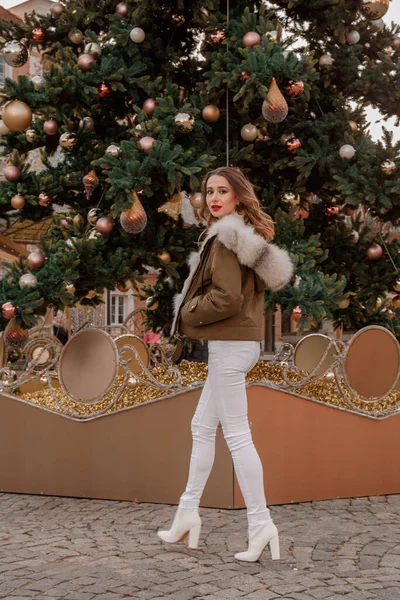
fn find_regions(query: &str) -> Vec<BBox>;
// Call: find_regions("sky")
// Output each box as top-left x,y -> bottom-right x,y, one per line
1,0 -> 399,140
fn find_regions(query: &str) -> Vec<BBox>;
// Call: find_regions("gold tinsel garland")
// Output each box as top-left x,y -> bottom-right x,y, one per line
15,362 -> 400,419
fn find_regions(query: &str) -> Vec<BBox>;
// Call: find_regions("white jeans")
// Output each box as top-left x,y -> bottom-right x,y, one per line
179,340 -> 271,526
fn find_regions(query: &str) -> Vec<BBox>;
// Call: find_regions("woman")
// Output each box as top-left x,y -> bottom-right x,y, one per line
157,167 -> 294,562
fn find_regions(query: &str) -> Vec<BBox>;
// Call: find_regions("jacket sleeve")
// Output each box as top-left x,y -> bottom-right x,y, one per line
180,242 -> 244,327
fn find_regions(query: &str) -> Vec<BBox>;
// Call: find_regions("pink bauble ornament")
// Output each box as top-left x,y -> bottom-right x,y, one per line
115,1 -> 128,16
43,119 -> 59,135
4,166 -> 21,182
143,98 -> 156,116
242,31 -> 261,47
95,216 -> 114,234
139,136 -> 156,154
77,53 -> 95,72
366,243 -> 383,260
27,251 -> 45,270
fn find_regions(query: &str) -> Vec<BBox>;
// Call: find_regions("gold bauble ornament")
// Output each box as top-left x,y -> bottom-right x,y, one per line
11,194 -> 26,209
120,192 -> 148,234
380,160 -> 397,175
285,80 -> 304,97
202,105 -> 220,123
69,30 -> 83,44
349,120 -> 358,132
280,191 -> 300,208
325,371 -> 335,382
158,251 -> 172,264
190,193 -> 203,209
392,295 -> 400,309
158,193 -> 182,221
262,78 -> 288,124
63,282 -> 76,295
83,170 -> 99,201
393,278 -> 400,293
339,298 -> 350,309
2,100 -> 32,132
375,297 -> 383,309
360,0 -> 389,20
146,296 -> 159,310
38,192 -> 52,207
59,132 -> 78,151
50,2 -> 64,16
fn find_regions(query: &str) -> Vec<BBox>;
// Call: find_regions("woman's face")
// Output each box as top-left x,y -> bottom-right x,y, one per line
206,175 -> 239,218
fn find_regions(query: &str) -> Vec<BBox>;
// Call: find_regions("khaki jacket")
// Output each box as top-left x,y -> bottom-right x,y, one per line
171,212 -> 294,342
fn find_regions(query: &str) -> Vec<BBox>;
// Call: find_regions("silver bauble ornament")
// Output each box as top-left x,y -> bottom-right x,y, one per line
380,160 -> 397,175
174,112 -> 195,133
31,75 -> 45,91
84,42 -> 101,56
69,30 -> 83,44
87,208 -> 101,226
59,132 -> 78,151
130,27 -> 145,43
319,54 -> 334,66
346,30 -> 360,44
26,128 -> 37,142
19,273 -> 38,288
3,40 -> 28,67
240,123 -> 258,142
339,144 -> 356,159
79,116 -> 95,132
105,144 -> 121,157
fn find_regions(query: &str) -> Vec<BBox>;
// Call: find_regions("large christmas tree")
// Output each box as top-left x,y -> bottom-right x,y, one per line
0,0 -> 399,341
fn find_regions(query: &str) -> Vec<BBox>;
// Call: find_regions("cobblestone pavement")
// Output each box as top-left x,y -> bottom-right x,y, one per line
1,493 -> 400,600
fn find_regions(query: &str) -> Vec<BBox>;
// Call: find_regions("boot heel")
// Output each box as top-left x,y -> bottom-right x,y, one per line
269,534 -> 280,560
188,525 -> 201,549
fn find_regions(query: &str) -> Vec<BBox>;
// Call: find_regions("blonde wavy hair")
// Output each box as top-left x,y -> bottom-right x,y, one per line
197,167 -> 275,242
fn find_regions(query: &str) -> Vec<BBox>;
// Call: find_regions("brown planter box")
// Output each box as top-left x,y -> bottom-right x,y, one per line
0,386 -> 399,507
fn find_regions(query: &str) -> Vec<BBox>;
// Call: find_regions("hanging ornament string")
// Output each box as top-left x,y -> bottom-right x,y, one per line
379,232 -> 398,274
226,0 -> 230,166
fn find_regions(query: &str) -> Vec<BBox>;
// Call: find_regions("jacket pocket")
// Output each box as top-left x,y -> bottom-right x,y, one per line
181,295 -> 202,326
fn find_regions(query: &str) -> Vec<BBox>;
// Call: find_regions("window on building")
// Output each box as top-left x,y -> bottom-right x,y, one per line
0,57 -> 5,85
110,293 -> 126,325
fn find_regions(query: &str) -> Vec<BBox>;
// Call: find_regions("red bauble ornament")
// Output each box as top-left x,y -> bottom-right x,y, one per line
27,251 -> 45,270
324,206 -> 339,217
1,302 -> 17,319
285,137 -> 302,153
139,136 -> 156,154
143,98 -> 156,116
242,31 -> 261,47
43,119 -> 59,135
366,243 -> 383,260
77,54 -> 95,72
285,80 -> 305,97
210,29 -> 226,46
4,165 -> 21,182
38,192 -> 52,207
4,319 -> 29,349
98,82 -> 111,98
95,216 -> 114,234
241,71 -> 250,81
32,27 -> 45,43
291,306 -> 302,322
117,283 -> 129,293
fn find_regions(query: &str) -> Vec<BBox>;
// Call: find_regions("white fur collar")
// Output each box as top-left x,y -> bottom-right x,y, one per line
170,212 -> 294,336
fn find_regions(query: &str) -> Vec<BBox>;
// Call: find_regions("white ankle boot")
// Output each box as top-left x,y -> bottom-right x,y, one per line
235,522 -> 280,562
157,507 -> 202,549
